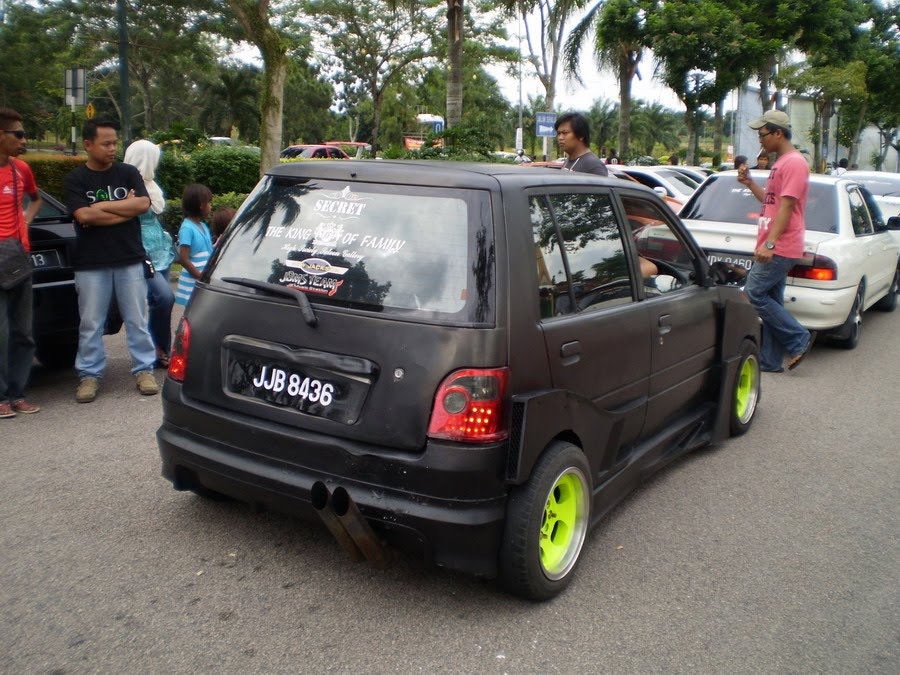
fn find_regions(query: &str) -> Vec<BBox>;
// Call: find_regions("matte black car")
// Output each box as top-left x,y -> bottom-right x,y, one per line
157,161 -> 762,600
28,190 -> 80,368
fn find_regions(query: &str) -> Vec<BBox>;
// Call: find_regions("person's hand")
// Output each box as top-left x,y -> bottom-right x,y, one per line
754,243 -> 774,263
737,166 -> 752,186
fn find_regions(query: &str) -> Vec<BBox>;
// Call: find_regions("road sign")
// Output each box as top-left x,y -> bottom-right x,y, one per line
85,102 -> 96,119
65,67 -> 87,107
536,112 -> 557,137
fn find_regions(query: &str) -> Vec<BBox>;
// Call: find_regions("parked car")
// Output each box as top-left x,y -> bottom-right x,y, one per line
280,144 -> 352,160
680,171 -> 900,349
157,160 -> 762,600
614,165 -> 700,202
26,190 -> 80,368
669,165 -> 713,184
843,171 -> 900,225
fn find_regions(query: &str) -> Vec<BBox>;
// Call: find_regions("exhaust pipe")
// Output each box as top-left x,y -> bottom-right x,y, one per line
310,482 -> 364,562
331,486 -> 393,568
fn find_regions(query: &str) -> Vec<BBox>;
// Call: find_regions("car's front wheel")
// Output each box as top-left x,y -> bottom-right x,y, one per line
731,339 -> 761,436
499,442 -> 591,601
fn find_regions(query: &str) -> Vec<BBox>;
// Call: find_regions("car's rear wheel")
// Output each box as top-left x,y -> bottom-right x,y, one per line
731,339 -> 761,436
499,442 -> 591,601
831,283 -> 864,349
874,268 -> 898,312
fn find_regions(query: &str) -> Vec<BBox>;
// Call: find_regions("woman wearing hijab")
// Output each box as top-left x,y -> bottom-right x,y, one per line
123,140 -> 176,368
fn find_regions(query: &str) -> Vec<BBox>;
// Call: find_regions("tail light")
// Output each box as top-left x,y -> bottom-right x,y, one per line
167,317 -> 190,382
789,255 -> 837,281
427,368 -> 509,443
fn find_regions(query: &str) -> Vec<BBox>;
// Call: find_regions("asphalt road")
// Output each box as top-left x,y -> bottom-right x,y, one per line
2,306 -> 898,673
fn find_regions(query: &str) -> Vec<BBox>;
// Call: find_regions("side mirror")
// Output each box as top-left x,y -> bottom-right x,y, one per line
708,260 -> 749,286
887,215 -> 900,231
653,186 -> 668,198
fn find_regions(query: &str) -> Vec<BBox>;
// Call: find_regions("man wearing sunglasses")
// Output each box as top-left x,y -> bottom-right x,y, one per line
0,107 -> 43,418
737,109 -> 814,373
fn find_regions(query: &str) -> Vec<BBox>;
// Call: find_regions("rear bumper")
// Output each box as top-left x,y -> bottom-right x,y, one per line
783,284 -> 857,331
157,385 -> 509,578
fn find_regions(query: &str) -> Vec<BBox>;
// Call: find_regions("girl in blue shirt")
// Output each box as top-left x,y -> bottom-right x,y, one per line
175,184 -> 213,306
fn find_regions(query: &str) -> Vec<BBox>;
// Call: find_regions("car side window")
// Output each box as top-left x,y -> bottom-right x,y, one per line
858,188 -> 885,231
531,193 -> 634,318
620,195 -> 700,295
847,188 -> 874,236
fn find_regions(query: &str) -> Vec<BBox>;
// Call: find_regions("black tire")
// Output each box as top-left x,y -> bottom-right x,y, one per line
874,268 -> 898,312
35,340 -> 79,370
831,284 -> 863,350
730,339 -> 761,436
499,442 -> 592,601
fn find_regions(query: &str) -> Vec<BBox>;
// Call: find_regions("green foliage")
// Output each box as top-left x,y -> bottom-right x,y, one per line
190,147 -> 261,195
150,126 -> 207,153
22,155 -> 85,201
156,151 -> 194,201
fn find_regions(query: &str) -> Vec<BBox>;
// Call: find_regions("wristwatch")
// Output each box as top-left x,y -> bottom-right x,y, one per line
764,241 -> 776,250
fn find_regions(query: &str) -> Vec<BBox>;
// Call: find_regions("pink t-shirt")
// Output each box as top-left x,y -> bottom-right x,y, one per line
757,150 -> 809,259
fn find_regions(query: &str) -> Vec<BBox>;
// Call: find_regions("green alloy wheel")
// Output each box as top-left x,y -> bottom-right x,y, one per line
500,443 -> 591,601
730,339 -> 761,436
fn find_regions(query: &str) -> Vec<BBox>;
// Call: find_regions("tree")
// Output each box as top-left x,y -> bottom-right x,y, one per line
200,67 -> 261,140
630,101 -> 681,157
219,0 -> 294,174
306,0 -> 437,152
565,0 -> 650,158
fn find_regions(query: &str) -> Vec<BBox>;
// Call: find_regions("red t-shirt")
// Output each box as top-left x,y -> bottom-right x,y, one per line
756,150 -> 809,259
0,157 -> 37,251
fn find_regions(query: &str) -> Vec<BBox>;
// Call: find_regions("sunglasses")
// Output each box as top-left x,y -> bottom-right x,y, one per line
3,130 -> 26,139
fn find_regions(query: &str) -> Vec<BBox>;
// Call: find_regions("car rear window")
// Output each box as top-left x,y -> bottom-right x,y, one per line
209,177 -> 494,324
680,176 -> 839,233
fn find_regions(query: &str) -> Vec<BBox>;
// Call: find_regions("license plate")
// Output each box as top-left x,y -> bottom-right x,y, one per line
30,249 -> 62,270
707,252 -> 754,270
226,355 -> 368,424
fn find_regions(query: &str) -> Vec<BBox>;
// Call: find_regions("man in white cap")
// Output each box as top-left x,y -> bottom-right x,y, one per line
737,109 -> 814,372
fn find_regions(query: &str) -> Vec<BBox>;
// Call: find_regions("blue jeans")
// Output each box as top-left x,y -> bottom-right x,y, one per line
146,267 -> 174,356
744,255 -> 811,371
0,277 -> 35,403
75,264 -> 157,379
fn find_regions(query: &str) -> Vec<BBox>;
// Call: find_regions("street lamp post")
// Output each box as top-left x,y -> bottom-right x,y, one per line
117,0 -> 131,146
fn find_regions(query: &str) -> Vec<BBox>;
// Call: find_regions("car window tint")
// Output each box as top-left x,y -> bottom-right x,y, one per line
847,188 -> 874,236
210,178 -> 494,324
621,195 -> 698,294
682,177 -> 839,234
530,197 -> 569,318
23,194 -> 67,220
531,193 -> 634,316
858,188 -> 886,230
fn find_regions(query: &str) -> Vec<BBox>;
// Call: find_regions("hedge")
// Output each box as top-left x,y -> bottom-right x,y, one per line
25,147 -> 261,205
22,154 -> 84,201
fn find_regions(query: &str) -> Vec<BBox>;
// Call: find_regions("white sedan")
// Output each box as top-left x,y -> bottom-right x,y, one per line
680,171 -> 900,349
843,171 -> 900,241
608,165 -> 700,205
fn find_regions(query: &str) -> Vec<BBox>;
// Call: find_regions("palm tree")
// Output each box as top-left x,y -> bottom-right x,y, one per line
564,0 -> 650,158
200,68 -> 260,141
631,102 -> 681,156
587,97 -> 619,153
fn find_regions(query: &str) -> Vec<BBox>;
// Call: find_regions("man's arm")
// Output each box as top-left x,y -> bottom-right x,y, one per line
73,206 -> 132,227
23,191 -> 41,225
91,194 -> 151,218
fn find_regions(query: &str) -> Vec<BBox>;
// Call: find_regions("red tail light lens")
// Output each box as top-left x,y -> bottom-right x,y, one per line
167,317 -> 190,382
789,255 -> 837,281
427,368 -> 509,443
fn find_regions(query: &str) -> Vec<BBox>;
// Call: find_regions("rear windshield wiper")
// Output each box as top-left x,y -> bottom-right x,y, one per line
221,277 -> 318,327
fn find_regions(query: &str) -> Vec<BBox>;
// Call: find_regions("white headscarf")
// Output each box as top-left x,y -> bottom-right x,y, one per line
123,139 -> 165,215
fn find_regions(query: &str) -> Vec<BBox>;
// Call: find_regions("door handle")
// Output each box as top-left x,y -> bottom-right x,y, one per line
658,314 -> 672,335
560,341 -> 581,358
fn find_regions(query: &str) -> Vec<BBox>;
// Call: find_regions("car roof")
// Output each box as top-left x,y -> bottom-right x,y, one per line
267,159 -> 635,191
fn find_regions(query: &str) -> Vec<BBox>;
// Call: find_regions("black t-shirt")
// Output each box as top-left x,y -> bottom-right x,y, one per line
562,151 -> 609,176
64,162 -> 149,269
